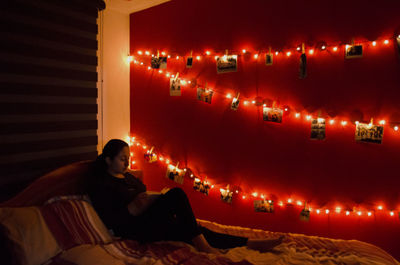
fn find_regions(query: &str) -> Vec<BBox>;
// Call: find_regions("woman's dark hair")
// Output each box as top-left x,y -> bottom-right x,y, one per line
93,139 -> 129,175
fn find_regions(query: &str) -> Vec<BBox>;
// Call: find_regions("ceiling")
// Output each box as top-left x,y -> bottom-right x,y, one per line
105,0 -> 171,14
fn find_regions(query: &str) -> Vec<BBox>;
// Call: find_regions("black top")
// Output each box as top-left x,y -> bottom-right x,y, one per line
87,170 -> 147,230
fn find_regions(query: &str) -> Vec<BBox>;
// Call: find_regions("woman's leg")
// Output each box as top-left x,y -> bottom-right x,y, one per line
197,225 -> 248,249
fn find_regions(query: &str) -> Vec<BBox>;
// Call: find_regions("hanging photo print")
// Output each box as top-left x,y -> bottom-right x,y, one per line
151,57 -> 162,69
299,43 -> 307,79
345,44 -> 363,59
165,163 -> 185,184
266,46 -> 273,66
311,118 -> 326,140
159,57 -> 167,69
263,106 -> 283,123
231,93 -> 240,110
170,73 -> 181,96
300,207 -> 310,222
144,147 -> 158,163
193,178 -> 210,195
220,185 -> 233,204
216,51 -> 238,73
186,50 -> 193,68
254,200 -> 274,213
355,122 -> 384,144
197,85 -> 213,104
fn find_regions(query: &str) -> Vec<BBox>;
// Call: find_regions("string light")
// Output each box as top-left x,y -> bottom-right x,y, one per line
333,47 -> 338,51
126,55 -> 133,63
384,39 -> 389,45
306,115 -> 311,120
394,126 -> 399,131
321,45 -> 326,50
390,211 -> 394,216
205,51 -> 211,55
242,49 -> 246,53
325,209 -> 330,214
329,119 -> 335,125
372,41 -> 377,46
286,51 -> 291,56
145,51 -> 150,55
379,120 -> 385,125
137,51 -> 143,55
346,211 -> 350,215
295,113 -> 300,118
226,93 -> 232,99
254,54 -> 259,59
309,49 -> 314,55
196,55 -> 201,60
341,121 -> 347,126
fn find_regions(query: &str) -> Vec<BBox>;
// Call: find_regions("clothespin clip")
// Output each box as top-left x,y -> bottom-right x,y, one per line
226,184 -> 230,192
268,46 -> 272,55
272,100 -> 277,109
204,82 -> 208,92
173,162 -> 180,172
369,117 -> 374,127
157,50 -> 160,58
302,43 -> 305,54
148,146 -> 154,154
236,92 -> 240,99
175,72 -> 179,81
351,37 -> 355,46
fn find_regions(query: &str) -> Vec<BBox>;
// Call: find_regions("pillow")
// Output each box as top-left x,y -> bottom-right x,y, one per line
0,206 -> 61,265
41,198 -> 113,249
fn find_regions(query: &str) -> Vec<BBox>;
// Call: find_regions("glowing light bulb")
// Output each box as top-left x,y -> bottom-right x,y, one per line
346,211 -> 350,215
181,80 -> 187,85
309,49 -> 314,55
171,75 -> 175,78
316,209 -> 320,214
325,209 -> 329,214
379,120 -> 385,125
390,211 -> 394,216
275,51 -> 279,55
176,56 -> 179,59
394,126 -> 399,131
147,66 -> 151,70
286,51 -> 291,56
384,39 -> 389,45
183,168 -> 187,172
296,47 -> 301,51
284,107 -> 288,111
126,56 -> 133,63
367,212 -> 372,216
336,207 -> 341,213
242,49 -> 246,53
260,194 -> 265,199
252,192 -> 258,197
244,101 -> 248,105
378,205 -> 383,210
131,161 -> 136,165
333,47 -> 338,51
190,174 -> 193,177
226,93 -> 232,98
263,104 -> 267,107
295,113 -> 300,118
188,81 -> 191,84
158,70 -> 162,73
242,195 -> 246,199
297,201 -> 302,206
214,55 -> 219,60
196,56 -> 201,60
321,45 -> 326,50
145,51 -> 150,55
254,54 -> 258,59
278,201 -> 283,206
287,198 -> 292,203
166,159 -> 170,164
357,211 -> 362,216
341,121 -> 347,126
306,115 -> 311,120
160,52 -> 166,56
252,100 -> 256,104
137,51 -> 143,55
372,41 -> 377,46
140,62 -> 143,65
136,143 -> 140,146
166,73 -> 170,77
205,51 -> 210,55
235,190 -> 239,194
329,119 -> 334,125
211,185 -> 214,188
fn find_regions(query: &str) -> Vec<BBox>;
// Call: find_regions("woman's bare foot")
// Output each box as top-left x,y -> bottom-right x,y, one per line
246,235 -> 285,253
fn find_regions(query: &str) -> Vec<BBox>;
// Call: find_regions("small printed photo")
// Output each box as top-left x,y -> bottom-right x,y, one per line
355,123 -> 384,144
169,78 -> 181,96
197,87 -> 214,104
216,55 -> 238,74
186,56 -> 193,68
254,200 -> 274,213
144,152 -> 157,163
193,178 -> 210,195
220,188 -> 233,204
265,53 -> 273,66
231,97 -> 240,110
311,118 -> 326,140
263,107 -> 283,123
151,57 -> 162,69
165,165 -> 185,184
345,44 -> 363,59
159,57 -> 167,69
300,208 -> 310,222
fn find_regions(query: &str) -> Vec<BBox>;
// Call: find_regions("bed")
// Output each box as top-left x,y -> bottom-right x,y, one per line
1,160 -> 398,265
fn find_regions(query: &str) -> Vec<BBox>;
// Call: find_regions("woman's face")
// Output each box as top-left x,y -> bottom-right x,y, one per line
106,146 -> 130,174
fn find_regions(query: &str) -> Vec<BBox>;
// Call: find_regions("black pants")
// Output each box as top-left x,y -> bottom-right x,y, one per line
114,187 -> 248,249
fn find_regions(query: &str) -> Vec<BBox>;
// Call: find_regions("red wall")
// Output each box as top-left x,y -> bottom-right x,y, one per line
129,0 -> 400,259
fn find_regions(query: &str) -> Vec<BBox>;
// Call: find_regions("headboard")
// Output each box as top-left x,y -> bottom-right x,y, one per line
0,160 -> 143,207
